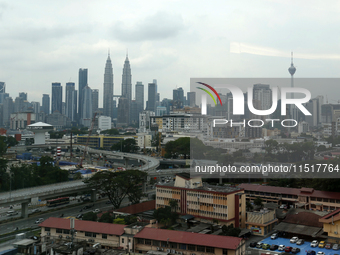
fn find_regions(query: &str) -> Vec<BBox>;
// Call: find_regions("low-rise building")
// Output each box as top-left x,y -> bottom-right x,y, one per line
245,209 -> 278,236
134,227 -> 245,255
319,208 -> 340,240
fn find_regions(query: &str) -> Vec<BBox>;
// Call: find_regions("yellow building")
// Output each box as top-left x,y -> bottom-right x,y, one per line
156,173 -> 246,228
246,209 -> 278,236
319,208 -> 340,240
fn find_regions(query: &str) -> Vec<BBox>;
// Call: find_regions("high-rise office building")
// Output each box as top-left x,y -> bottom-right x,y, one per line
19,92 -> 27,101
42,94 -> 50,115
31,102 -> 40,114
173,87 -> 184,109
65,82 -> 77,122
187,92 -> 196,107
103,54 -> 113,118
0,82 -> 5,93
252,84 -> 272,112
122,54 -> 132,101
14,97 -> 24,113
3,97 -> 13,127
78,68 -> 88,120
92,89 -> 99,114
146,82 -> 157,112
52,82 -> 63,114
0,93 -> 9,104
135,81 -> 144,113
117,97 -> 129,126
82,85 -> 93,127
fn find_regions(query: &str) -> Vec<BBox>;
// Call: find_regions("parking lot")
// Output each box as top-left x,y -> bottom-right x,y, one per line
251,236 -> 340,255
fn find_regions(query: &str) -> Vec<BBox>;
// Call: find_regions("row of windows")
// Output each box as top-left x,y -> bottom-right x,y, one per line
187,193 -> 228,200
158,189 -> 180,195
136,239 -> 215,253
187,209 -> 228,218
187,201 -> 227,208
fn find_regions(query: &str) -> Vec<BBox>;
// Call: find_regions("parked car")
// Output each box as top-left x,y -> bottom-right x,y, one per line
271,233 -> 279,239
325,243 -> 332,249
249,242 -> 257,248
292,247 -> 301,254
306,250 -> 316,255
319,241 -> 325,248
285,246 -> 293,253
35,218 -> 44,224
317,252 -> 325,255
256,242 -> 263,248
278,245 -> 286,251
297,239 -> 304,245
270,244 -> 279,251
93,209 -> 101,214
262,244 -> 270,250
290,237 -> 299,243
333,244 -> 339,250
311,241 -> 319,248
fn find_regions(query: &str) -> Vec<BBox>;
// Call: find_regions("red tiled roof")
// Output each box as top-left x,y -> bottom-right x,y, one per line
39,217 -> 126,235
134,227 -> 242,250
116,200 -> 155,214
319,208 -> 340,223
283,212 -> 323,228
239,183 -> 340,200
300,188 -> 314,193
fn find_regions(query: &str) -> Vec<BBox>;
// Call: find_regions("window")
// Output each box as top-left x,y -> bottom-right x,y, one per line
170,243 -> 177,248
122,238 -> 125,244
206,247 -> 215,253
93,233 -> 97,238
180,244 -> 187,250
102,234 -> 107,239
85,232 -> 92,237
153,240 -> 160,246
45,227 -> 50,232
137,239 -> 145,244
56,229 -> 62,234
223,249 -> 228,255
188,245 -> 196,251
197,246 -> 205,252
145,239 -> 152,245
63,229 -> 70,234
161,241 -> 168,247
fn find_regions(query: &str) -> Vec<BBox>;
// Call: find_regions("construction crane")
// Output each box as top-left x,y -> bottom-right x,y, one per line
78,113 -> 97,168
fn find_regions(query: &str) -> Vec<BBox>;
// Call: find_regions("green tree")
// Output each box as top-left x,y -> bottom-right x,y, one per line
164,137 -> 190,159
5,136 -> 19,147
98,212 -> 114,223
82,212 -> 97,222
111,139 -> 139,153
246,201 -> 253,211
113,218 -> 126,224
153,206 -> 178,226
101,128 -> 119,135
254,197 -> 263,208
220,224 -> 241,237
169,199 -> 178,212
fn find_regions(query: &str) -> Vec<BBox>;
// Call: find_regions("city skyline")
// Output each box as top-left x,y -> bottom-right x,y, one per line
1,1 -> 340,106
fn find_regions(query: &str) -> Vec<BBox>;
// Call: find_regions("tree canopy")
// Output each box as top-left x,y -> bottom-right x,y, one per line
111,139 -> 139,153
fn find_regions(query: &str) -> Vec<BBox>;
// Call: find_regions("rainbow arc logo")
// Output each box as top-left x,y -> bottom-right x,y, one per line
196,82 -> 222,106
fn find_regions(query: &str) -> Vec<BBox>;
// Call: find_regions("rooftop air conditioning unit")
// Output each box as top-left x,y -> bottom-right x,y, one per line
161,248 -> 164,251
157,247 -> 160,251
167,249 -> 171,253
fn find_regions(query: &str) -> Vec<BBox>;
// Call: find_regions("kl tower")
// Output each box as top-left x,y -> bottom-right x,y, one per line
288,52 -> 296,98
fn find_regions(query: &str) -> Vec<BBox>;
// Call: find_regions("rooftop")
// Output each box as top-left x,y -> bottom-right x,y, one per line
134,227 -> 242,250
319,208 -> 340,223
157,182 -> 243,194
39,217 -> 126,235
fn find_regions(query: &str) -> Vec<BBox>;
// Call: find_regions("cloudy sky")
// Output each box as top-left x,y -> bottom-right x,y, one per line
1,0 -> 340,106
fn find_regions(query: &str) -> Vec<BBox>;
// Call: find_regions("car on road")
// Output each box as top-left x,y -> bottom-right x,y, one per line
35,218 -> 44,224
285,247 -> 293,253
271,233 -> 279,239
296,239 -> 304,245
256,242 -> 263,248
31,209 -> 41,213
278,245 -> 286,251
82,197 -> 91,202
317,252 -> 325,255
319,241 -> 325,248
291,247 -> 301,254
249,242 -> 257,248
333,244 -> 339,250
93,209 -> 101,214
311,240 -> 319,247
270,244 -> 279,251
325,243 -> 332,249
290,237 -> 299,243
76,214 -> 83,219
262,244 -> 270,250
7,210 -> 18,216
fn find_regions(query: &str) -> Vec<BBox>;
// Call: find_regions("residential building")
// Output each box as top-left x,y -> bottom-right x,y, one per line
156,173 -> 246,228
103,54 -> 114,118
139,111 -> 155,133
51,82 -> 62,114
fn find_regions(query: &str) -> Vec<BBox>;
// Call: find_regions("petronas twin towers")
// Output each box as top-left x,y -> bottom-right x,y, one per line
103,53 -> 131,118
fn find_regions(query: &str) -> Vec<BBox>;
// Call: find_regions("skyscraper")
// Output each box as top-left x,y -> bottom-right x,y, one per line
146,82 -> 157,112
117,97 -> 129,127
78,68 -> 88,120
92,89 -> 99,114
51,82 -> 62,114
42,94 -> 50,115
122,54 -> 132,101
65,82 -> 77,122
0,82 -> 5,93
82,85 -> 93,127
135,81 -> 144,113
103,54 -> 113,118
3,97 -> 13,127
187,92 -> 196,107
14,97 -> 24,113
19,92 -> 27,101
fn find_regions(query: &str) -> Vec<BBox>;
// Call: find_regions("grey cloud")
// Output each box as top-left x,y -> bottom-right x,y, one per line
111,12 -> 185,42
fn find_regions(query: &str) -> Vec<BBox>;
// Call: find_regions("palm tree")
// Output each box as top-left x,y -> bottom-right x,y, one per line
169,199 -> 178,212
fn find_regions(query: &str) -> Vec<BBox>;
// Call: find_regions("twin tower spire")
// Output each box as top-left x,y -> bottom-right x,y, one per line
103,51 -> 131,118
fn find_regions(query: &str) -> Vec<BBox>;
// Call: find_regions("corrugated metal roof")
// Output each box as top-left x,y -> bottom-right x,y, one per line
39,217 -> 126,235
134,227 -> 242,250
